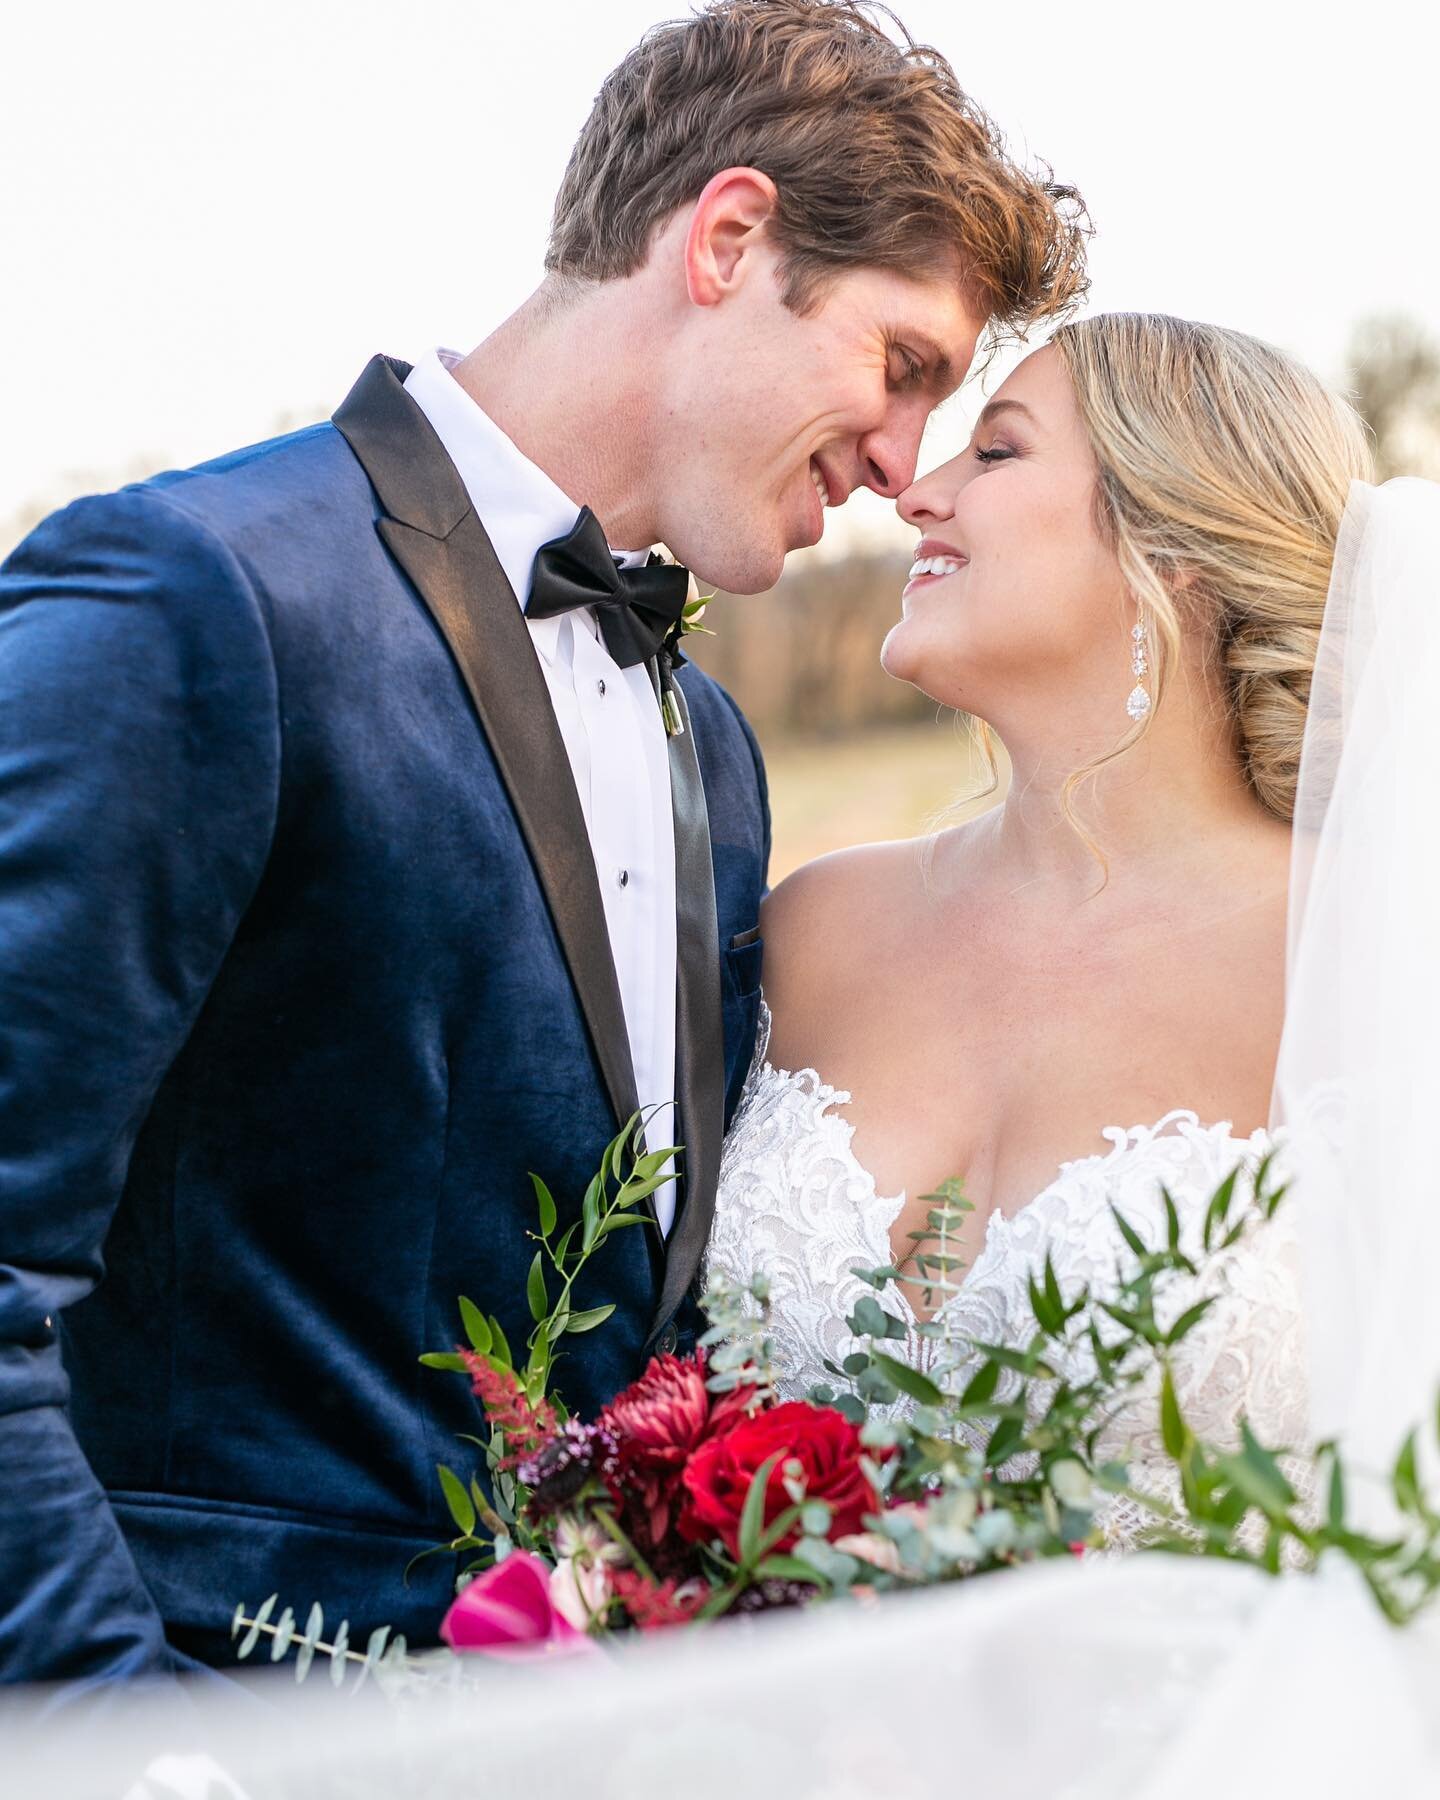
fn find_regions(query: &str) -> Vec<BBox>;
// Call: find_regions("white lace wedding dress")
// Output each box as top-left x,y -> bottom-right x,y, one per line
706,1001 -> 1307,1545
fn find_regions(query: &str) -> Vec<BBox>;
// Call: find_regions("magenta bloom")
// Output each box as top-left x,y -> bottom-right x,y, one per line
441,1551 -> 596,1660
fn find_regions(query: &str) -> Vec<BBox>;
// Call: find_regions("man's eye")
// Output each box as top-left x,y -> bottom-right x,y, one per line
889,349 -> 925,389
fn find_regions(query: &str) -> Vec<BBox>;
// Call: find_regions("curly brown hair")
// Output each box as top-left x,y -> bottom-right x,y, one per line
547,0 -> 1090,335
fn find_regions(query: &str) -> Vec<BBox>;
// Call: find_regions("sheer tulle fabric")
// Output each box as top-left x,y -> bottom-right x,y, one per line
19,481 -> 1440,1798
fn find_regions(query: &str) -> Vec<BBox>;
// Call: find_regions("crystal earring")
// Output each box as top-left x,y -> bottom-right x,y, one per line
1126,614 -> 1152,722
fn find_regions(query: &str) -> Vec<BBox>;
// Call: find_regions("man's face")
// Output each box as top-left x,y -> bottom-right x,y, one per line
657,251 -> 984,593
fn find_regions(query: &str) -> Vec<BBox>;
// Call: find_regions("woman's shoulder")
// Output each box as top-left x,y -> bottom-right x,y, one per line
759,828 -> 982,1063
761,818 -> 986,947
762,837 -> 925,954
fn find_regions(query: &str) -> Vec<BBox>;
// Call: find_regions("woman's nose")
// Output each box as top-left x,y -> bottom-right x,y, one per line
896,457 -> 963,528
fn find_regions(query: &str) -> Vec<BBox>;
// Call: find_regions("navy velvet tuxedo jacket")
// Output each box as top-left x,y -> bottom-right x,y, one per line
0,357 -> 770,1683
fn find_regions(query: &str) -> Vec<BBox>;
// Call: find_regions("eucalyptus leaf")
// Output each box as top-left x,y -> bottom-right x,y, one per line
738,1452 -> 785,1568
1165,1299 -> 1215,1346
237,1593 -> 277,1661
1109,1205 -> 1148,1261
525,1252 -> 548,1322
869,1352 -> 944,1407
530,1174 -> 559,1238
457,1296 -> 493,1355
438,1463 -> 477,1537
566,1303 -> 617,1334
581,1177 -> 603,1253
270,1606 -> 296,1662
754,1554 -> 823,1586
847,1295 -> 903,1340
1159,1366 -> 1188,1460
295,1603 -> 323,1684
856,1365 -> 899,1406
960,1359 -> 1002,1407
1162,1188 -> 1181,1253
1394,1430 -> 1422,1516
488,1314 -> 513,1368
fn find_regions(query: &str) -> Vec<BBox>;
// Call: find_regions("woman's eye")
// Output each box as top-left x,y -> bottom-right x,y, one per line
974,444 -> 1015,465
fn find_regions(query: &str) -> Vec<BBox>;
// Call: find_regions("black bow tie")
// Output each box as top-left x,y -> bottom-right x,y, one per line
527,506 -> 690,670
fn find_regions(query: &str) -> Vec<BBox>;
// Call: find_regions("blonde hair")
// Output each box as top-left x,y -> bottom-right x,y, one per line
1048,313 -> 1374,828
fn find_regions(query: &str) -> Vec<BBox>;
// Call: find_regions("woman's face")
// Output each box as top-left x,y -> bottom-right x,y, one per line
883,345 -> 1130,725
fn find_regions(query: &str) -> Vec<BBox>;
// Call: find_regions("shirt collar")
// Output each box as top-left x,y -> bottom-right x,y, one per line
402,348 -> 645,611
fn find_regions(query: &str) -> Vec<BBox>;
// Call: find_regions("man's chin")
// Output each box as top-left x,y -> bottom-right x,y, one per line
684,544 -> 787,597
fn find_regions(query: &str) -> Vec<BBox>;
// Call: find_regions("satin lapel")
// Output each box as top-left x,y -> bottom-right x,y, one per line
334,356 -> 640,1133
650,674 -> 725,1340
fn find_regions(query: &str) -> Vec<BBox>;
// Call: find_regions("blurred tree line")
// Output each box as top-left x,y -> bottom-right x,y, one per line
682,540 -> 922,740
1345,314 -> 1440,482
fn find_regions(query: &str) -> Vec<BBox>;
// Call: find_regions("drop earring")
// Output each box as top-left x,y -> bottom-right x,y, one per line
1126,614 -> 1152,722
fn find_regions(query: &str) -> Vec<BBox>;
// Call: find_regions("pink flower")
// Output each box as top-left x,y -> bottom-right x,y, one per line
440,1552 -> 597,1660
832,1531 -> 903,1574
547,1554 -> 612,1631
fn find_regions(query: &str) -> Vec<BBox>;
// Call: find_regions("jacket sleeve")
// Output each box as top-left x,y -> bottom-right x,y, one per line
0,488 -> 280,1682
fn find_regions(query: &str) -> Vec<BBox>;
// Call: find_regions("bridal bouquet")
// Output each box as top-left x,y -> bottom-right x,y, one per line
234,1118 -> 1440,1682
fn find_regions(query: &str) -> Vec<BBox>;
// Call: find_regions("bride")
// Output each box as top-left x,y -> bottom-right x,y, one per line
707,313 -> 1373,1522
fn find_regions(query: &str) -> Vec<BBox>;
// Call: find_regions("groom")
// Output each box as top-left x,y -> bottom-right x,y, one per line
0,0 -> 1084,1681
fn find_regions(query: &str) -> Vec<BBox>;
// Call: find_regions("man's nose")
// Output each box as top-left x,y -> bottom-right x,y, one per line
856,405 -> 927,499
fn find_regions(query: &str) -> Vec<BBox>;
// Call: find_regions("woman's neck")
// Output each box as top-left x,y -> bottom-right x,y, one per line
974,670 -> 1279,901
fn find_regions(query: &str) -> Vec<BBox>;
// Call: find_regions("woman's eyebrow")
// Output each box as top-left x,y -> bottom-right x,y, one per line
975,397 -> 1037,428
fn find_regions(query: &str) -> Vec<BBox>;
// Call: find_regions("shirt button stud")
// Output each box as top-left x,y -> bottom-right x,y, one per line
618,869 -> 630,888
597,678 -> 607,696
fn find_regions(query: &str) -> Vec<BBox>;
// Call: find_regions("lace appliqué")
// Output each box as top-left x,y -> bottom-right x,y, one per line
705,1004 -> 1308,1552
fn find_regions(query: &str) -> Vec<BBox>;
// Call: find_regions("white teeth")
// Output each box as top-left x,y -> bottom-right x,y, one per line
907,555 -> 965,581
810,463 -> 831,507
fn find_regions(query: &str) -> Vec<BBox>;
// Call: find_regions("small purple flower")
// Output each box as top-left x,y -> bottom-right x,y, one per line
518,1419 -> 613,1513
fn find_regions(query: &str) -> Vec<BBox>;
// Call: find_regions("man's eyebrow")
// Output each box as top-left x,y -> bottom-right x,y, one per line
975,397 -> 1037,428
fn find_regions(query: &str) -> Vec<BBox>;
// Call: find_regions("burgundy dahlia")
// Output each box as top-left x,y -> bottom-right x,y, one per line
599,1351 -> 750,1549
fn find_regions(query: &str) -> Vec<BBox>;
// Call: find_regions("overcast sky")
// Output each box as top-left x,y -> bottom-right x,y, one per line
3,0 -> 1433,550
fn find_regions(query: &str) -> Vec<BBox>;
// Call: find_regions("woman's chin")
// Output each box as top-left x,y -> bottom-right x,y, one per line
879,621 -> 915,682
880,620 -> 935,689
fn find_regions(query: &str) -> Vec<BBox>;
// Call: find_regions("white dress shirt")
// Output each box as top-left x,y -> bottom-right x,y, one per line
404,349 -> 679,1235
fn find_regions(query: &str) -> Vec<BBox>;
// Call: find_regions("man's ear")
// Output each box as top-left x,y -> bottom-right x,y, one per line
683,167 -> 779,307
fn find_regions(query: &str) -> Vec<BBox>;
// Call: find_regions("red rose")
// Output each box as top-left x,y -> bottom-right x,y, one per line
679,1400 -> 879,1559
600,1352 -> 750,1547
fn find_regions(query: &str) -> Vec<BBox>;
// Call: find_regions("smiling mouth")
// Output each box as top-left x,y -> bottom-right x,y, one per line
809,458 -> 835,511
905,551 -> 967,589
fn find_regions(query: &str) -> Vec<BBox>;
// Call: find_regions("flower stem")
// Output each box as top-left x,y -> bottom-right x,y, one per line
591,1505 -> 660,1586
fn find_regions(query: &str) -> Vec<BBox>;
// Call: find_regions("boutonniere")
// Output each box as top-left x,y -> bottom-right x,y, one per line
659,577 -> 717,739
